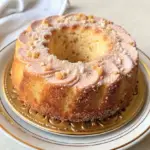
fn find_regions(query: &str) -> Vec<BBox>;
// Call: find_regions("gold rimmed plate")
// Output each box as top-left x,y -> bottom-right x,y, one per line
0,41 -> 150,149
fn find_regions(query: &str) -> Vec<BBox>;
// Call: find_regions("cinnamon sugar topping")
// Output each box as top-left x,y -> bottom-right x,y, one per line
40,62 -> 45,66
33,52 -> 40,58
44,65 -> 52,71
55,71 -> 67,80
130,42 -> 135,46
93,65 -> 103,76
27,51 -> 32,57
27,51 -> 40,58
96,67 -> 103,76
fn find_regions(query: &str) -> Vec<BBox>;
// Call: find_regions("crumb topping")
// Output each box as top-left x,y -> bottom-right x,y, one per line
18,13 -> 137,87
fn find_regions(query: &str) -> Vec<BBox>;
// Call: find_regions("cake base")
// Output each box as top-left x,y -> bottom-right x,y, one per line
3,61 -> 146,135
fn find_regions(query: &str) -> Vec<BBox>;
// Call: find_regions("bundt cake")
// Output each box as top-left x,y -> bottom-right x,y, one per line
11,13 -> 138,122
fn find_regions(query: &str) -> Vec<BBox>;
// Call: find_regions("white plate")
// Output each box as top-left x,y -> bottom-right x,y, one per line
0,41 -> 150,150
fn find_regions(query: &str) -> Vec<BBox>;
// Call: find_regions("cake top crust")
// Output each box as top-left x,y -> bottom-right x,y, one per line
16,13 -> 138,88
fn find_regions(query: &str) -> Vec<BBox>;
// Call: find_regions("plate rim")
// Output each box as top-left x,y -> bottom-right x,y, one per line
0,40 -> 150,150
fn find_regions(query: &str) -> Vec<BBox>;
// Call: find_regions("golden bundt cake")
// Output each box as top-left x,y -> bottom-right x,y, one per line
11,13 -> 138,122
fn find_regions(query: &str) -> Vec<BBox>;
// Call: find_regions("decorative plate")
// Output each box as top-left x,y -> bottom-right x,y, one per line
0,41 -> 150,150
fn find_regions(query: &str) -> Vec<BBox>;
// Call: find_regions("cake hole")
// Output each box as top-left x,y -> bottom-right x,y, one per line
48,27 -> 111,62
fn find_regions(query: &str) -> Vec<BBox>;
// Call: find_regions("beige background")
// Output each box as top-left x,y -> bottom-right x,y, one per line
0,0 -> 150,149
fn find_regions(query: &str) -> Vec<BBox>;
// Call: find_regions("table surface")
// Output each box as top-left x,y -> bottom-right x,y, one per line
0,0 -> 150,149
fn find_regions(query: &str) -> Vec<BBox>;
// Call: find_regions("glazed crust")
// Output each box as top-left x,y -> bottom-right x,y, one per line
11,13 -> 138,122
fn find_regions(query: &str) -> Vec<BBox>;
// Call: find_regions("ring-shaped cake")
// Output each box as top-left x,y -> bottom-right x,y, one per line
11,13 -> 138,122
